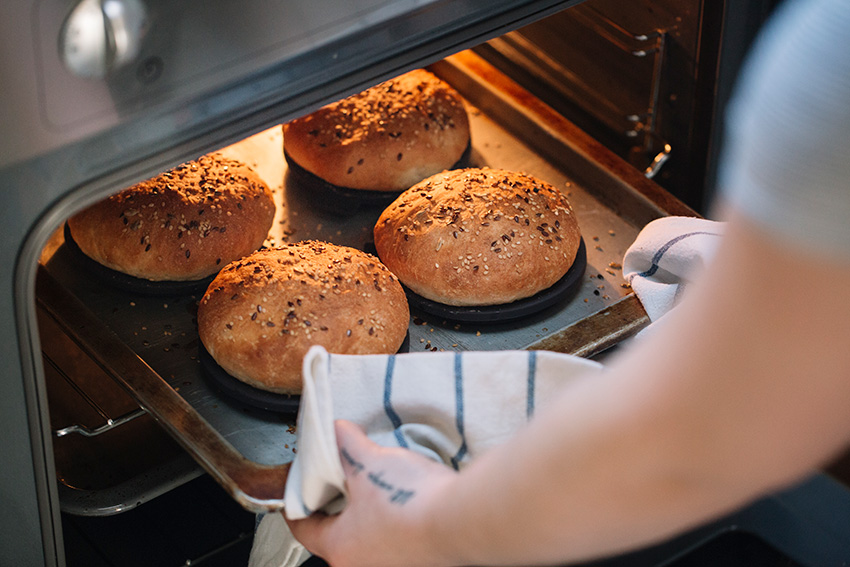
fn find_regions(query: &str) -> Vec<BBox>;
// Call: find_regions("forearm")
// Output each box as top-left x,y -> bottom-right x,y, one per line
425,213 -> 850,566
427,353 -> 732,565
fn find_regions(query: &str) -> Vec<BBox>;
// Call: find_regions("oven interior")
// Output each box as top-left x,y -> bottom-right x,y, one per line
10,0 -> 850,565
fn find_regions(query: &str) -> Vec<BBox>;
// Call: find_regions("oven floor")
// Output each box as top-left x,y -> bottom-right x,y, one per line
61,474 -> 256,566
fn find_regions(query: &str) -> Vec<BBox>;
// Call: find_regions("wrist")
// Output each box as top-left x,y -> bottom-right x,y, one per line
412,469 -> 477,567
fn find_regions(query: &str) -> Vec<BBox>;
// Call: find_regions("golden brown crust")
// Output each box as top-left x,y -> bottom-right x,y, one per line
373,168 -> 581,306
283,69 -> 470,192
68,153 -> 275,281
197,241 -> 410,394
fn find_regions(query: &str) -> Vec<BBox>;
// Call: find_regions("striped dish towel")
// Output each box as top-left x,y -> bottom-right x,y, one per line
623,216 -> 725,323
249,345 -> 603,567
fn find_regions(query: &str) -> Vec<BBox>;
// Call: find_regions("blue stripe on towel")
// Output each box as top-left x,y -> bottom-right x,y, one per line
450,352 -> 468,470
527,350 -> 537,419
383,355 -> 408,448
635,231 -> 721,279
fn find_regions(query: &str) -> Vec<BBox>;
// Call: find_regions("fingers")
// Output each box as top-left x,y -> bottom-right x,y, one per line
287,420 -> 460,566
285,509 -> 330,550
286,421 -> 370,558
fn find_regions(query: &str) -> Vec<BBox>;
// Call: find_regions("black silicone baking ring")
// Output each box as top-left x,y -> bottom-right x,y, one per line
199,344 -> 302,414
63,222 -> 216,296
283,142 -> 472,215
403,237 -> 588,324
199,333 -> 411,414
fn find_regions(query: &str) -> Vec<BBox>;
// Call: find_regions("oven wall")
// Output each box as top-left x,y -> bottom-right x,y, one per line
474,0 -> 783,214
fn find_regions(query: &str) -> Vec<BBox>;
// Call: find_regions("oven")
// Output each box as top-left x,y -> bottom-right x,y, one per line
3,0 -> 850,565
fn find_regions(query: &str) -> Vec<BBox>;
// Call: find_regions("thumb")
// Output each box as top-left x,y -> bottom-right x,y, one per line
334,419 -> 372,478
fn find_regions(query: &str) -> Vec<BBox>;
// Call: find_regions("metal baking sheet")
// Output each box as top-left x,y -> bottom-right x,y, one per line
38,51 -> 693,512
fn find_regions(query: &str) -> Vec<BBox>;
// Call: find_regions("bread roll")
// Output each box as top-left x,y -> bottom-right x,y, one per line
68,153 -> 275,281
283,69 -> 470,192
197,241 -> 410,394
374,168 -> 581,306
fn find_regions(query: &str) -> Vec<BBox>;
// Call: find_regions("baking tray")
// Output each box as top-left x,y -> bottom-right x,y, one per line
37,50 -> 695,513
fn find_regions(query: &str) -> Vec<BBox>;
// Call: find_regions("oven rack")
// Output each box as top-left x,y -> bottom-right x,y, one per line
45,354 -> 147,439
38,50 -> 693,514
38,283 -> 204,516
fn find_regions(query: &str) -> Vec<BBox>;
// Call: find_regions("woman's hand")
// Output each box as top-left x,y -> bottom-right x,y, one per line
286,419 -> 459,567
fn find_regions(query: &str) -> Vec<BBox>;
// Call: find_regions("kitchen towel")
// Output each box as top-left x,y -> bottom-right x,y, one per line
623,216 -> 725,323
249,345 -> 603,567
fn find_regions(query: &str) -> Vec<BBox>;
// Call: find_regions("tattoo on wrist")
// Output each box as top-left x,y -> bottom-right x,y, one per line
340,447 -> 416,506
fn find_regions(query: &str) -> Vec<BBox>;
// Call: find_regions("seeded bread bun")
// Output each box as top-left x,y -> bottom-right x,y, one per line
373,168 -> 581,307
197,241 -> 410,394
68,153 -> 275,282
283,69 -> 470,192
